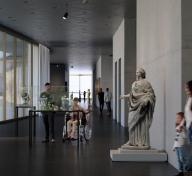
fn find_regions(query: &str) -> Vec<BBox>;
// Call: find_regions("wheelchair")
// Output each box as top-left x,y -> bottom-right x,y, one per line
62,112 -> 92,143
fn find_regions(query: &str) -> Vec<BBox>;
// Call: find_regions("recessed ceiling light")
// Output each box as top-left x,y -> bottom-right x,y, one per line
82,0 -> 88,4
62,12 -> 68,20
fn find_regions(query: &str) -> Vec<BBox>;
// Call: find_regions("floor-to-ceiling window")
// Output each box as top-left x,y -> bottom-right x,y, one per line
69,74 -> 92,99
32,44 -> 39,108
16,39 -> 24,106
0,32 -> 4,121
0,30 -> 38,121
6,34 -> 14,120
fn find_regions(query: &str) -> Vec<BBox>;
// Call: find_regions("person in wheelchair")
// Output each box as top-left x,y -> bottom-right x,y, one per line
66,97 -> 89,140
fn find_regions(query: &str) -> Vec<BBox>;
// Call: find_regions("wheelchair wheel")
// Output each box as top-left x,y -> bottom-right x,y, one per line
83,125 -> 92,141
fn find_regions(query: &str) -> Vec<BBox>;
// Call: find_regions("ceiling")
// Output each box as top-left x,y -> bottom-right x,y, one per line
0,0 -> 136,73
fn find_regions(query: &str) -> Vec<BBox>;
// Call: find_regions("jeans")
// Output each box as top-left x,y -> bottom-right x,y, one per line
188,126 -> 192,144
175,147 -> 188,172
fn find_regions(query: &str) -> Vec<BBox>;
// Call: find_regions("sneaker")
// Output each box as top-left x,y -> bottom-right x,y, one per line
51,139 -> 55,143
42,139 -> 49,143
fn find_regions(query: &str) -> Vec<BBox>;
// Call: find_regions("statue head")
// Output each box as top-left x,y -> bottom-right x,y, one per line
136,68 -> 146,80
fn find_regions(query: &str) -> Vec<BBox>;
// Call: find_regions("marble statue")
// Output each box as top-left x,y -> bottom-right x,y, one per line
120,68 -> 156,149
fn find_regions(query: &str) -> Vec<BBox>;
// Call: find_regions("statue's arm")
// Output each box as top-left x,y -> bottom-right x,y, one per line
120,94 -> 130,99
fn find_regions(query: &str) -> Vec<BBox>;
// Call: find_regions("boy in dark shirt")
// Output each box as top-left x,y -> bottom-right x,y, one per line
40,82 -> 55,143
98,88 -> 104,113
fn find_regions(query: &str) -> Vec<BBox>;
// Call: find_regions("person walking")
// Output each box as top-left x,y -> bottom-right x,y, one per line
105,88 -> 112,115
98,88 -> 104,113
83,91 -> 86,102
87,89 -> 91,104
79,90 -> 81,102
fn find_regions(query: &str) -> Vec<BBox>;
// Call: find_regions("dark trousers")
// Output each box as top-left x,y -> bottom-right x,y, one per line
106,101 -> 111,113
99,101 -> 104,112
42,113 -> 55,139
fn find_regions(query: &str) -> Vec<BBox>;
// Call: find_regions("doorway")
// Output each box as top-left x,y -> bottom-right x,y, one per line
115,62 -> 117,121
118,58 -> 121,123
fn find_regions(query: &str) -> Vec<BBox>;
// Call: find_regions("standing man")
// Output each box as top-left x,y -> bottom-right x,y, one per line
79,90 -> 81,102
87,89 -> 91,104
105,88 -> 112,115
83,91 -> 86,102
40,82 -> 55,143
98,88 -> 104,113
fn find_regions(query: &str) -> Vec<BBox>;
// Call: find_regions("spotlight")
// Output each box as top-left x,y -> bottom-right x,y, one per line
62,12 -> 68,20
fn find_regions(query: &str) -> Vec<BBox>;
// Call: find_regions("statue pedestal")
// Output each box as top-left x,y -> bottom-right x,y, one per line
110,148 -> 167,162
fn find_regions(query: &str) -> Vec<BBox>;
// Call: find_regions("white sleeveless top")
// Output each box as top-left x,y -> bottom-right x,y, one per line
185,97 -> 192,128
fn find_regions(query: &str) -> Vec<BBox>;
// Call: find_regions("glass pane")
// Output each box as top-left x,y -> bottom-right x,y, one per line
0,32 -> 4,121
69,76 -> 79,98
6,34 -> 14,120
16,39 -> 23,105
33,44 -> 39,108
24,42 -> 31,88
23,42 -> 32,116
80,75 -> 92,98
16,39 -> 25,117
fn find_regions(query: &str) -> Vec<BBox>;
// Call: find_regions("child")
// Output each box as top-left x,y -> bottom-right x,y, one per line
67,97 -> 88,140
173,112 -> 188,175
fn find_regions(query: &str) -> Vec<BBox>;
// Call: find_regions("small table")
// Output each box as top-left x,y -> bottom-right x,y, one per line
15,105 -> 36,137
28,109 -> 81,147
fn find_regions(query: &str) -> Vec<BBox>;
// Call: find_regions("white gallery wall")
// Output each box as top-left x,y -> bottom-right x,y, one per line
182,0 -> 192,107
137,0 -> 181,168
96,55 -> 113,108
39,44 -> 50,92
113,20 -> 125,124
113,19 -> 136,126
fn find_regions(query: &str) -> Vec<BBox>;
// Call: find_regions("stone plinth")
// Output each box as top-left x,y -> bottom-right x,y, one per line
110,148 -> 167,162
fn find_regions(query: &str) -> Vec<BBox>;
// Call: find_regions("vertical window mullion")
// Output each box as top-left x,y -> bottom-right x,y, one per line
3,33 -> 6,121
31,44 -> 33,105
13,37 -> 17,118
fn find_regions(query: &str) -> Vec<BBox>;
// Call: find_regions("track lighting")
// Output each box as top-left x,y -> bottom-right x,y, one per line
62,12 -> 68,20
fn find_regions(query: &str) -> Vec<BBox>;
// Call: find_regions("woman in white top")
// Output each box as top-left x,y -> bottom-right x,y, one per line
67,97 -> 88,139
184,80 -> 192,144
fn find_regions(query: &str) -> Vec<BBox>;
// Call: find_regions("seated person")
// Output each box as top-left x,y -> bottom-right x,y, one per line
67,97 -> 88,139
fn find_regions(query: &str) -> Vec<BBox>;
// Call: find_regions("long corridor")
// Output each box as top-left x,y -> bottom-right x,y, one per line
0,108 -> 177,176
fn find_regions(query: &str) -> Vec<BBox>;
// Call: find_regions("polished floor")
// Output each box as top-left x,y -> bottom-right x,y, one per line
0,107 -> 178,176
